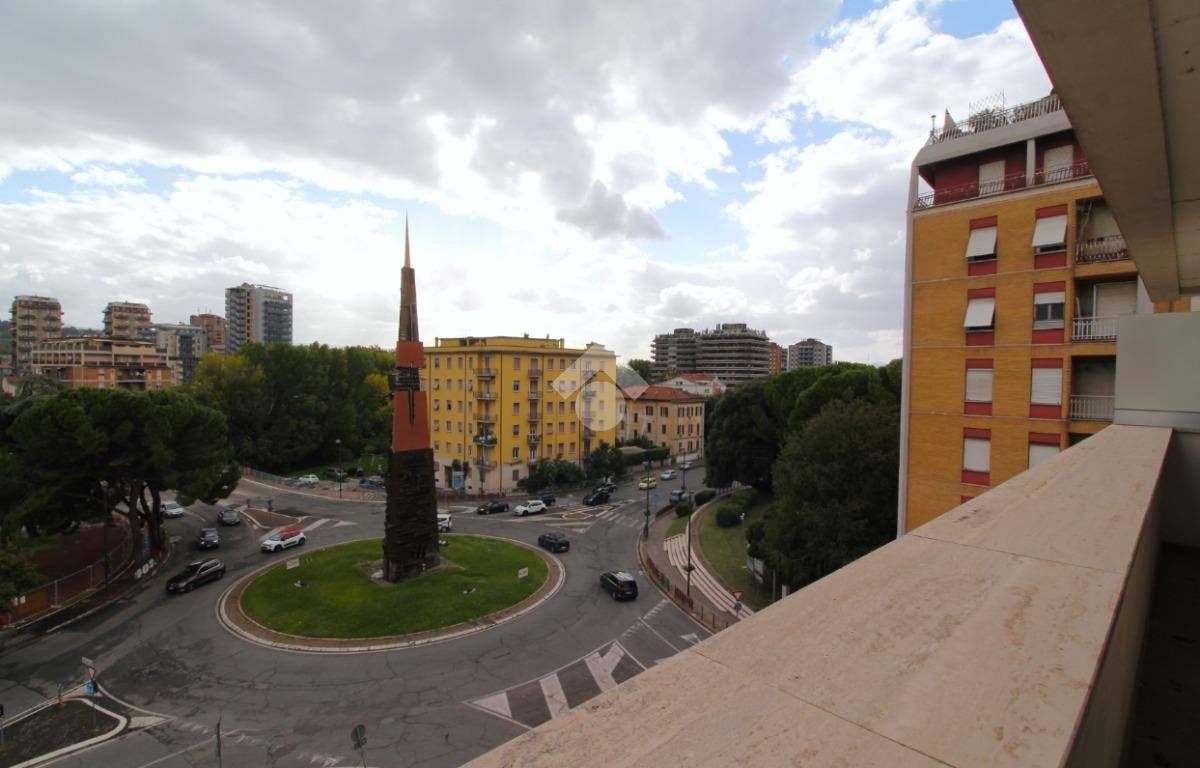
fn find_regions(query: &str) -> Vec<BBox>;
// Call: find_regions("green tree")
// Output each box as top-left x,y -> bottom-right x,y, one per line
583,442 -> 625,480
762,398 -> 900,589
0,547 -> 40,604
626,359 -> 653,383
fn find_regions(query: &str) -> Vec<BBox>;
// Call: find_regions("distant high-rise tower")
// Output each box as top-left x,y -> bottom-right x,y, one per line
383,222 -> 440,582
103,301 -> 153,340
785,338 -> 833,370
10,295 -> 63,370
224,284 -> 292,353
190,313 -> 228,355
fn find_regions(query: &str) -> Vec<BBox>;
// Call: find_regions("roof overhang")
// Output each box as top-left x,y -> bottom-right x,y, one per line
1015,0 -> 1200,300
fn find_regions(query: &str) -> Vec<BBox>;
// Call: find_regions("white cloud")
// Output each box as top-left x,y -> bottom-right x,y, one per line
69,165 -> 145,187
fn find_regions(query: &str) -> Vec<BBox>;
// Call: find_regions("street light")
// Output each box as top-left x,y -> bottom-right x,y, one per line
642,460 -> 651,538
335,439 -> 343,499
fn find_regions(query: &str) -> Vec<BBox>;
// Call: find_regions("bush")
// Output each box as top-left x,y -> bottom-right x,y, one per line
674,500 -> 694,517
715,505 -> 742,528
693,489 -> 716,506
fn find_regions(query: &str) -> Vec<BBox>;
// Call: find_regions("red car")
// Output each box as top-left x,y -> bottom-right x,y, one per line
261,528 -> 306,553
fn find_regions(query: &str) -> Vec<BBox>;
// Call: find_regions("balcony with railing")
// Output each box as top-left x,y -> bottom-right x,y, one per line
914,159 -> 1091,210
527,411 -> 541,422
475,391 -> 497,401
926,93 -> 1063,146
528,367 -> 542,380
1069,394 -> 1114,421
473,433 -> 497,446
582,387 -> 596,399
1075,234 -> 1129,265
474,368 -> 496,379
527,434 -> 541,445
1072,316 -> 1118,341
528,390 -> 541,400
475,457 -> 496,471
474,412 -> 495,424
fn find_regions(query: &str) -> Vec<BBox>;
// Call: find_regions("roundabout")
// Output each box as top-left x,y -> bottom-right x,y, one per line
217,533 -> 564,653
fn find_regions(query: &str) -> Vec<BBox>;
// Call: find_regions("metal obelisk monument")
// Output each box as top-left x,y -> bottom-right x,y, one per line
383,220 -> 440,581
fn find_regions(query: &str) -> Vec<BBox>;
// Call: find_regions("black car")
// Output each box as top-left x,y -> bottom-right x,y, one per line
197,527 -> 220,550
538,492 -> 556,506
218,506 -> 241,525
598,481 -> 617,494
359,476 -> 385,490
475,501 -> 510,515
537,532 -> 570,553
600,570 -> 638,601
166,559 -> 225,593
583,490 -> 610,506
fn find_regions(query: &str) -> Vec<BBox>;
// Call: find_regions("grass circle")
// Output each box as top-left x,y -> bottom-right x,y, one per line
240,535 -> 549,639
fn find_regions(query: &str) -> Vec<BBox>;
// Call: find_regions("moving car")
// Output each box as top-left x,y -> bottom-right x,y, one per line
538,492 -> 556,506
475,500 -> 509,515
669,489 -> 687,503
166,559 -> 225,593
218,506 -> 241,525
583,490 -> 610,506
537,532 -> 570,553
679,461 -> 694,471
600,570 -> 638,601
513,499 -> 547,517
660,469 -> 677,480
161,501 -> 185,519
637,477 -> 658,490
597,481 -> 617,494
196,528 -> 220,550
261,528 -> 306,553
437,512 -> 453,532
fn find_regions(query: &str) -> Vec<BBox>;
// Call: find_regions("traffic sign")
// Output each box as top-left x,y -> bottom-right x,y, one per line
85,680 -> 97,696
351,723 -> 367,750
517,567 -> 529,579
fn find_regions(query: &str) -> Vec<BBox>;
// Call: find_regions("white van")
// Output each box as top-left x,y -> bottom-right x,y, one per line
437,513 -> 452,532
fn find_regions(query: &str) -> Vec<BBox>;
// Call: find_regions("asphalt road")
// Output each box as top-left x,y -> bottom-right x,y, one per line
0,469 -> 708,768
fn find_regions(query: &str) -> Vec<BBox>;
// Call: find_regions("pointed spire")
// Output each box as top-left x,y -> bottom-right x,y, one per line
398,220 -> 419,343
404,215 -> 411,268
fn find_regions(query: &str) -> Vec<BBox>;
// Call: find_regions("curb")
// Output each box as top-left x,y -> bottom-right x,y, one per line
7,698 -> 128,768
215,534 -> 566,654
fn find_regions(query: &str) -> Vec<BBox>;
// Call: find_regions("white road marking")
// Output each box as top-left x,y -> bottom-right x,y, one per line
332,519 -> 356,528
539,673 -> 569,718
301,517 -> 330,532
638,617 -> 682,653
471,691 -> 512,719
680,632 -> 700,645
583,644 -> 624,692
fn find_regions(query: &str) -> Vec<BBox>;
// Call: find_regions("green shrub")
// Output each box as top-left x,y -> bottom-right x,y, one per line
715,505 -> 742,528
674,500 -> 694,517
693,489 -> 716,506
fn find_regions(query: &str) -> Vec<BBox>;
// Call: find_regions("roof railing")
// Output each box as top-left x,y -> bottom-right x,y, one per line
926,93 -> 1063,146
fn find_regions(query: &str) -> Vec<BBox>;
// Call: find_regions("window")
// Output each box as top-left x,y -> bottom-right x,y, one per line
963,437 -> 990,474
512,469 -> 519,481
513,356 -> 520,370
1031,367 -> 1063,405
1043,145 -> 1074,180
512,402 -> 520,415
1033,291 -> 1065,329
512,379 -> 520,392
661,424 -> 667,435
978,160 -> 1005,195
432,379 -> 440,390
965,366 -> 993,403
1029,441 -> 1060,469
965,224 -> 998,261
433,441 -> 440,451
512,424 -> 520,436
512,447 -> 519,459
964,297 -> 996,330
433,357 -> 440,369
433,420 -> 440,432
1032,211 -> 1068,253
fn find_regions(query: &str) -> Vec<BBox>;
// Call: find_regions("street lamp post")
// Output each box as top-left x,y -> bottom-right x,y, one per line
643,460 -> 651,538
335,439 -> 343,499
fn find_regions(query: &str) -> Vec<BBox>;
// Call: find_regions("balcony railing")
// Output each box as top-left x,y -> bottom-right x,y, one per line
1072,316 -> 1118,341
528,390 -> 541,400
527,434 -> 541,445
926,93 -> 1063,145
474,368 -> 495,379
476,458 -> 496,470
475,391 -> 497,401
528,368 -> 541,379
473,434 -> 497,446
1075,234 -> 1130,265
1069,394 -> 1114,421
582,387 -> 595,399
528,412 -> 541,422
914,159 -> 1092,210
474,412 -> 495,424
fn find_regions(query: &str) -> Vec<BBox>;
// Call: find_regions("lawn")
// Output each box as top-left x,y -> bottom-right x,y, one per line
665,514 -> 690,539
0,700 -> 119,768
695,493 -> 773,611
240,535 -> 548,638
287,451 -> 388,480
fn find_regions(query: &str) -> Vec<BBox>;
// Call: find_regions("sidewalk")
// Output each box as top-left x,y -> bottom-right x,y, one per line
643,509 -> 740,628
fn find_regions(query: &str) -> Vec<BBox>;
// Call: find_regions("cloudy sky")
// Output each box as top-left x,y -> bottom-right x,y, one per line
0,0 -> 1051,363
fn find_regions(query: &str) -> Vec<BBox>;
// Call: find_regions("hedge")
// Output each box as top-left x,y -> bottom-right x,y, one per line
693,489 -> 716,506
674,500 -> 695,517
715,505 -> 742,528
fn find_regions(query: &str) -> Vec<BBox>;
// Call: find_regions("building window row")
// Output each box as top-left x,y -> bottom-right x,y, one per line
961,427 -> 1062,487
963,204 -> 1069,276
962,358 -> 1063,417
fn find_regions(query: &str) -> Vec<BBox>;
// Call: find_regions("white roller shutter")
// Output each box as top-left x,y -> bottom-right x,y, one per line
1032,215 -> 1068,248
1095,281 -> 1137,316
963,438 -> 990,472
1028,442 -> 1059,469
965,227 -> 998,259
978,160 -> 1006,194
1031,368 -> 1063,405
964,297 -> 996,329
1044,145 -> 1074,173
965,369 -> 993,402
1034,291 -> 1065,306
1192,296 -> 1200,312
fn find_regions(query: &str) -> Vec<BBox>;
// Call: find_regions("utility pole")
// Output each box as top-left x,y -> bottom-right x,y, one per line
335,439 -> 343,499
643,460 -> 651,538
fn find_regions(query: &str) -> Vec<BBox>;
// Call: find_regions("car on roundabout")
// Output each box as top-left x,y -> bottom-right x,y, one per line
513,499 -> 547,517
600,570 -> 638,601
196,527 -> 220,550
637,477 -> 658,490
537,532 -> 570,553
583,490 -> 610,506
475,500 -> 509,515
218,506 -> 242,525
660,469 -> 677,480
669,489 -> 689,503
161,500 -> 185,518
166,559 -> 225,593
261,528 -> 306,553
437,512 -> 453,532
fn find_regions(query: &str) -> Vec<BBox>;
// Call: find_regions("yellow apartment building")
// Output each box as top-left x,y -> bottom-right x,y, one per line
30,336 -> 179,390
899,92 -> 1196,533
619,385 -> 705,460
422,335 -> 618,494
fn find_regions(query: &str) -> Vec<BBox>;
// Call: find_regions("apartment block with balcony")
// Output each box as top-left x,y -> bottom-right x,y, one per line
189,313 -> 228,354
225,283 -> 293,353
619,385 -> 705,460
31,336 -> 178,390
9,295 -> 62,370
422,335 -> 618,494
103,301 -> 153,340
651,323 -> 772,385
785,337 -> 833,369
899,90 -> 1193,533
155,323 -> 209,383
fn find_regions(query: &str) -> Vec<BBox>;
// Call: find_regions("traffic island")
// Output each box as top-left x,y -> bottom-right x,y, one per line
0,699 -> 122,768
218,534 -> 564,652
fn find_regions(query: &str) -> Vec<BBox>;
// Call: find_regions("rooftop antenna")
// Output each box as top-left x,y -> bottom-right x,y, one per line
930,114 -> 937,135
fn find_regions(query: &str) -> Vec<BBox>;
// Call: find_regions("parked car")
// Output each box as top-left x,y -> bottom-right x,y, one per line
475,500 -> 509,515
359,476 -> 385,490
261,528 -> 306,553
600,570 -> 638,601
346,466 -> 365,477
324,467 -> 348,481
166,559 -> 225,593
513,499 -> 548,517
660,469 -> 677,480
538,492 -> 557,506
583,490 -> 610,506
679,461 -> 694,471
637,477 -> 658,490
437,512 -> 453,532
669,489 -> 687,503
197,528 -> 220,550
296,474 -> 320,487
218,506 -> 242,526
161,500 -> 185,519
538,532 -> 570,553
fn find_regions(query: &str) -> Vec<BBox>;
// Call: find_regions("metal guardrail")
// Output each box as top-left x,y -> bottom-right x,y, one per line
1075,235 -> 1130,264
1069,395 -> 1114,421
915,160 -> 1092,210
3,528 -> 133,625
927,94 -> 1063,146
1072,316 -> 1118,341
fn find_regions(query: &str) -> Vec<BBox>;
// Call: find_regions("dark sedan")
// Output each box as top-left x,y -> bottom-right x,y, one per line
166,559 -> 225,593
537,532 -> 570,553
196,527 -> 220,550
583,490 -> 610,506
475,501 -> 510,515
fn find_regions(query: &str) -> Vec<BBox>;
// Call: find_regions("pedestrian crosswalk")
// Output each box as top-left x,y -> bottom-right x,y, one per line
468,641 -> 643,729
